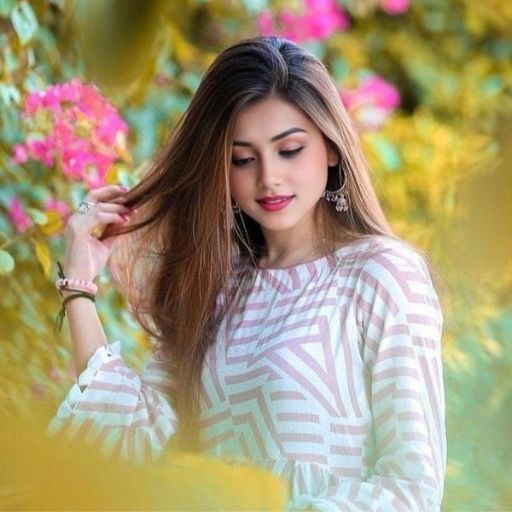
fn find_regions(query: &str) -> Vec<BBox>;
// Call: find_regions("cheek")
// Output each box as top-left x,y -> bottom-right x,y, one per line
229,171 -> 251,199
300,153 -> 329,190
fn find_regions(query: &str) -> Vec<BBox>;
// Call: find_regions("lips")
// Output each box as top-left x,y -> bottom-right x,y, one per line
256,195 -> 295,212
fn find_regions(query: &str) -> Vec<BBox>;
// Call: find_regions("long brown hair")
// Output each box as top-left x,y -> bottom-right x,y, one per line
102,36 -> 399,451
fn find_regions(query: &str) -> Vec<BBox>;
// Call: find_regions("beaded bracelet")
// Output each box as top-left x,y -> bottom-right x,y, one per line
55,262 -> 98,295
54,261 -> 98,334
56,277 -> 98,295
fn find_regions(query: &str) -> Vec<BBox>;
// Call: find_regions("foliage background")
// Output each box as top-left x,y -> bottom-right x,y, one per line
1,0 -> 511,510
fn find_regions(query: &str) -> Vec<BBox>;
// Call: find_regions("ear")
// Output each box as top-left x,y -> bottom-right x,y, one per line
326,143 -> 339,167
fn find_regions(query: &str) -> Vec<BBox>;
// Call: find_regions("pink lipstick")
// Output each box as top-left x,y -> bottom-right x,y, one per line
256,195 -> 294,212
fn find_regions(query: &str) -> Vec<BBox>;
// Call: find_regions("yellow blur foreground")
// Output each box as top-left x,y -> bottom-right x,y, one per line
1,417 -> 288,511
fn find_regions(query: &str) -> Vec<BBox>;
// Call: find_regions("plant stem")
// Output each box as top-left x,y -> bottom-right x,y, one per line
0,227 -> 36,251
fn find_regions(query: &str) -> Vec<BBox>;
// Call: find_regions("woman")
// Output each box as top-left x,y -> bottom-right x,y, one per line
50,36 -> 446,511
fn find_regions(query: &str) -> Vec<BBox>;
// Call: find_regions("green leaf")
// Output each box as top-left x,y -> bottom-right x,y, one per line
0,106 -> 20,144
26,208 -> 48,226
303,41 -> 326,59
331,57 -> 349,82
373,137 -> 402,172
482,75 -> 503,96
241,0 -> 267,14
116,168 -> 139,188
0,82 -> 20,106
0,250 -> 15,274
10,0 -> 38,45
181,72 -> 201,94
33,239 -> 51,278
3,46 -> 18,73
23,71 -> 46,93
0,0 -> 16,18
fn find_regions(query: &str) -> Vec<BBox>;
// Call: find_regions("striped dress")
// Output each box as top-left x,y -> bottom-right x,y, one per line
49,234 -> 446,511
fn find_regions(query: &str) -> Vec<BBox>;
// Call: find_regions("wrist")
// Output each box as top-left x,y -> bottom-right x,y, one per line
56,261 -> 98,295
63,267 -> 97,282
54,290 -> 96,333
60,289 -> 97,299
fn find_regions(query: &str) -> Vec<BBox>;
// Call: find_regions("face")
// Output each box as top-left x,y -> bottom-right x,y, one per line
229,97 -> 337,242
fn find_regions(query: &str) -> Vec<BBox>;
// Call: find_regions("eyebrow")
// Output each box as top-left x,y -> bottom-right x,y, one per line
233,127 -> 308,146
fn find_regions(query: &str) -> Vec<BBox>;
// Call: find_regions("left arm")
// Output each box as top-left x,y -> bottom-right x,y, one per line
298,247 -> 446,511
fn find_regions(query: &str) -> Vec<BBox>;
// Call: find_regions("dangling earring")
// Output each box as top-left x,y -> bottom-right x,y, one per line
322,163 -> 349,213
232,200 -> 241,214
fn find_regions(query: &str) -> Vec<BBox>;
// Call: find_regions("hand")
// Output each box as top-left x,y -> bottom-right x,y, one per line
63,185 -> 135,282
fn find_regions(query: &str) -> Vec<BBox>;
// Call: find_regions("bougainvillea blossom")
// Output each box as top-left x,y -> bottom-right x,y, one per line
7,197 -> 34,233
43,197 -> 72,217
257,0 -> 350,42
381,0 -> 411,15
12,78 -> 129,189
341,74 -> 401,130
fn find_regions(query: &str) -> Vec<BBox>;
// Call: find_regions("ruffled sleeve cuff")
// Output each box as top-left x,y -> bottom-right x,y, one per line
50,341 -> 126,426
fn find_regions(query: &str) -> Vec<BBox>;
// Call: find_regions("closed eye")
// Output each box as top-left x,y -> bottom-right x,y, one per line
231,147 -> 304,167
231,157 -> 255,167
280,147 -> 304,157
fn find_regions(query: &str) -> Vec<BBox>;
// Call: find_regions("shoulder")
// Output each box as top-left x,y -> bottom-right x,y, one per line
339,234 -> 430,278
338,234 -> 426,269
342,235 -> 441,320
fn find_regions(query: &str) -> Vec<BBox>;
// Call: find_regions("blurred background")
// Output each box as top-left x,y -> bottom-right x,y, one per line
0,0 -> 511,510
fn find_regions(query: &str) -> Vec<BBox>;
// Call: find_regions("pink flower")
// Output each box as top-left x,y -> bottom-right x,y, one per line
280,10 -> 304,41
25,79 -> 83,116
24,91 -> 45,115
381,0 -> 410,15
78,82 -> 113,119
16,78 -> 130,188
7,197 -> 33,233
43,198 -> 72,216
56,80 -> 82,103
257,0 -> 350,42
257,11 -> 274,36
41,86 -> 64,113
83,152 -> 115,189
304,0 -> 350,39
341,74 -> 401,130
61,145 -> 94,179
26,137 -> 56,167
12,144 -> 28,164
96,111 -> 129,146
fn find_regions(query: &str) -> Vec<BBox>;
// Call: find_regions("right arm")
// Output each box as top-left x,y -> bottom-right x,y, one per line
49,185 -> 177,463
59,184 -> 131,375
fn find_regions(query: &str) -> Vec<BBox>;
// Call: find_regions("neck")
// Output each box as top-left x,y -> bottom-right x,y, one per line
258,216 -> 325,269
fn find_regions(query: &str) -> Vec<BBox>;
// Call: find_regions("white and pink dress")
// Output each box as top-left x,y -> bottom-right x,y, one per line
49,234 -> 446,511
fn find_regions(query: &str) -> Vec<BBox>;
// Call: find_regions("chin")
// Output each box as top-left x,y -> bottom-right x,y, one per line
254,216 -> 302,232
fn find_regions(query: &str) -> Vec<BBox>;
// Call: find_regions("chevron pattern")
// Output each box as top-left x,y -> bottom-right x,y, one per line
49,235 -> 446,511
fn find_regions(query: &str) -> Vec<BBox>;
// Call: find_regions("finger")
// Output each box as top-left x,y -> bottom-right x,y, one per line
87,185 -> 129,203
66,212 -> 129,239
109,196 -> 130,204
95,202 -> 134,214
67,203 -> 134,230
95,212 -> 131,225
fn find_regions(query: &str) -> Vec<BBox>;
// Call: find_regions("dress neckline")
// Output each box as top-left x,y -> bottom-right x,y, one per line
249,235 -> 385,293
255,235 -> 376,273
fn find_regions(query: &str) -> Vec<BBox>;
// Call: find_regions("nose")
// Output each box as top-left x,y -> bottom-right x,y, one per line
256,154 -> 281,190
